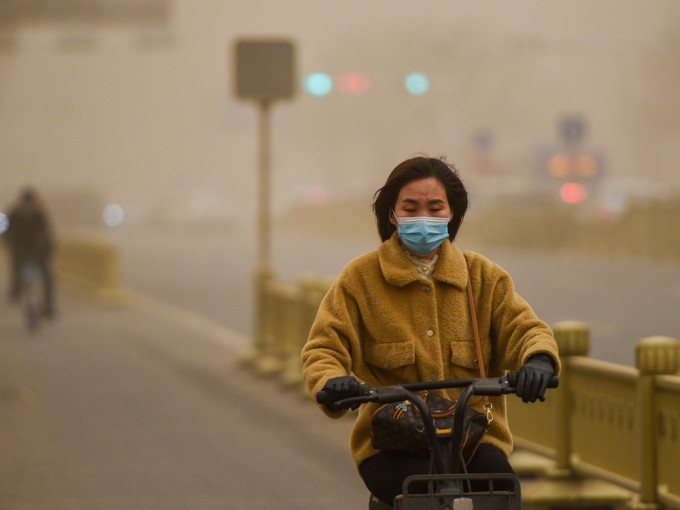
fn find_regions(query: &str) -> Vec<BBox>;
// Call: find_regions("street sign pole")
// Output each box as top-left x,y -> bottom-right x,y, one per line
257,99 -> 271,269
233,38 -> 295,367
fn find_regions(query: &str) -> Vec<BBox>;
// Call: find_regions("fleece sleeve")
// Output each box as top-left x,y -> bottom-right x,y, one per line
301,276 -> 362,418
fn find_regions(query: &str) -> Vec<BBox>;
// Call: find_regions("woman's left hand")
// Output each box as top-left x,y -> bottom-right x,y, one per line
516,354 -> 555,403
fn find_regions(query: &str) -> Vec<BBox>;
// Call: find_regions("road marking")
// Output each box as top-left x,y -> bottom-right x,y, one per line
127,289 -> 250,353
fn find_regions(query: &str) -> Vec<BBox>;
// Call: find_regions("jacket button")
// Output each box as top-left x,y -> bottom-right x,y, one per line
422,286 -> 430,293
473,359 -> 479,367
426,329 -> 434,337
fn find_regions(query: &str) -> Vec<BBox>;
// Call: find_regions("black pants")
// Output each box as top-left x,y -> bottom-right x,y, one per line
359,444 -> 515,505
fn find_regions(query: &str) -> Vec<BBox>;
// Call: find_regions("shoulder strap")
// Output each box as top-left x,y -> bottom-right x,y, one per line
465,257 -> 494,422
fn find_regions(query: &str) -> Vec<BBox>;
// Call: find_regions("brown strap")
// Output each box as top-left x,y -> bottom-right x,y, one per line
465,260 -> 493,422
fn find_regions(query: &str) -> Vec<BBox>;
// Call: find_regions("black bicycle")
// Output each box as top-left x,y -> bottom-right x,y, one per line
317,372 -> 559,510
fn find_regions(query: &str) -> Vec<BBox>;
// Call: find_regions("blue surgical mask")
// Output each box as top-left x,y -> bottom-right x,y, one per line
394,213 -> 450,256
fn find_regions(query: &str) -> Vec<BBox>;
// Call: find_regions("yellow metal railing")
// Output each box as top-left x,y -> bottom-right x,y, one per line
657,375 -> 680,507
243,275 -> 680,509
1,232 -> 128,305
508,325 -> 680,510
54,232 -> 129,305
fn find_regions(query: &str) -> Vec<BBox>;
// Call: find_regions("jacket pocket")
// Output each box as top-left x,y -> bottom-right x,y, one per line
365,341 -> 415,370
449,340 -> 491,370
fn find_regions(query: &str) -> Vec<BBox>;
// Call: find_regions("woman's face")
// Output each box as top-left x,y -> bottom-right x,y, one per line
389,177 -> 452,226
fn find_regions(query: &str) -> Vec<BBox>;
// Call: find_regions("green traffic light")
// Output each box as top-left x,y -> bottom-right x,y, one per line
405,72 -> 430,95
304,73 -> 333,96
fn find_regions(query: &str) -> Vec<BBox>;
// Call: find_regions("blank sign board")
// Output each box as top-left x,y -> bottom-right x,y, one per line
234,39 -> 295,101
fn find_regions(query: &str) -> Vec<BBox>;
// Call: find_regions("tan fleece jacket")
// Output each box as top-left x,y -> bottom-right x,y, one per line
301,233 -> 560,469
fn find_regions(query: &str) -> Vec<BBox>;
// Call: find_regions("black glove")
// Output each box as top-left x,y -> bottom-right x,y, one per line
321,375 -> 362,411
516,354 -> 555,403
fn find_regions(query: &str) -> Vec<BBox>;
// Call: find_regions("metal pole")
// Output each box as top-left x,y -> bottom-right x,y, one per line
257,99 -> 271,267
239,100 -> 275,367
251,100 -> 275,360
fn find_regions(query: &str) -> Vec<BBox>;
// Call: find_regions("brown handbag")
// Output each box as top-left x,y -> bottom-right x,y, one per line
370,389 -> 489,464
370,261 -> 491,465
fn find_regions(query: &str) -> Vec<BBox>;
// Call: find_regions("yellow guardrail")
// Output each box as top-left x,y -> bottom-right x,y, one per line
1,232 -> 128,306
242,269 -> 333,386
54,232 -> 129,305
243,275 -> 680,510
509,322 -> 680,509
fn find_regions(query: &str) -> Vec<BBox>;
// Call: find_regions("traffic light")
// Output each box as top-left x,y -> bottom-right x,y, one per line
543,151 -> 602,204
405,72 -> 430,95
546,153 -> 600,179
559,182 -> 587,204
301,71 -> 431,96
304,72 -> 333,96
337,72 -> 372,95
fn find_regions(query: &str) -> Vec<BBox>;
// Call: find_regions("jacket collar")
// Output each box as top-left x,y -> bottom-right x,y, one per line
378,233 -> 467,290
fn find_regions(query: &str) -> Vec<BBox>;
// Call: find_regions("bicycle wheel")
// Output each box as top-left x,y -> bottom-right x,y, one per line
25,298 -> 38,332
21,264 -> 42,333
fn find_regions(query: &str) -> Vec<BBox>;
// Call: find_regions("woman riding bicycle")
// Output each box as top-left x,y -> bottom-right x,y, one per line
301,156 -> 560,506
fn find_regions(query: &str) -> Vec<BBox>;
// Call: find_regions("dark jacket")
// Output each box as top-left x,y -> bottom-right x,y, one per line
5,200 -> 53,260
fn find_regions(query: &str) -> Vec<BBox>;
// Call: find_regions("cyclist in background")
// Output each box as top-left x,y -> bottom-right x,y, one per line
4,187 -> 55,317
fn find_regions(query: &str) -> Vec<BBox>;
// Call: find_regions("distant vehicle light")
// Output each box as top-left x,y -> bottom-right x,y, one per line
405,72 -> 430,95
304,73 -> 333,96
103,203 -> 125,228
303,185 -> 329,208
547,154 -> 571,178
337,72 -> 372,95
0,212 -> 8,235
575,154 -> 599,176
546,153 -> 600,178
560,182 -> 587,204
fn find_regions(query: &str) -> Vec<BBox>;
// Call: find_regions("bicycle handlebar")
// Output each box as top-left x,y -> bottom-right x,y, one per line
316,372 -> 558,477
315,372 -> 559,409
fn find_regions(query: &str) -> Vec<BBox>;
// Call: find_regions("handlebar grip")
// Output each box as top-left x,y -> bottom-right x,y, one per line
316,383 -> 373,408
506,371 -> 559,389
315,390 -> 329,405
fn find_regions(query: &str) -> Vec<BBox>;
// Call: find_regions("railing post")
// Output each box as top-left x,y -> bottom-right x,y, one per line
238,262 -> 275,367
296,273 -> 333,397
633,336 -> 680,509
277,282 -> 303,386
551,321 -> 591,475
255,279 -> 292,376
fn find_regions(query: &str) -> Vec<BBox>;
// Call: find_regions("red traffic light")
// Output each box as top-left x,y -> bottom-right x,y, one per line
560,182 -> 587,204
337,72 -> 372,95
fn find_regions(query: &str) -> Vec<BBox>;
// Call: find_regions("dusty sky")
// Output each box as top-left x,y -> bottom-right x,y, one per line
1,1 -> 678,223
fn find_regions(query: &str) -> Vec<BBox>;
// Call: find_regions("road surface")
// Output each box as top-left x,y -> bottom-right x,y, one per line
0,275 -> 365,509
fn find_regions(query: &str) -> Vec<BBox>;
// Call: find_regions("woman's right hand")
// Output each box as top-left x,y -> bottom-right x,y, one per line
320,375 -> 363,411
